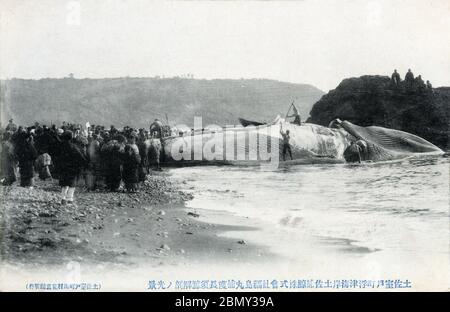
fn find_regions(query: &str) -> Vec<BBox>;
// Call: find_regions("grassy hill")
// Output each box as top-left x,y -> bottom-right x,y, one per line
0,77 -> 323,128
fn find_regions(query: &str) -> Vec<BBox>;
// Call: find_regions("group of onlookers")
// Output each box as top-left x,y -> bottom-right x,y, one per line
1,119 -> 164,204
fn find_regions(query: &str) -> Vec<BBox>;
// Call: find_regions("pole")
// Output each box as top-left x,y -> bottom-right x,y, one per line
165,113 -> 169,125
285,101 -> 294,119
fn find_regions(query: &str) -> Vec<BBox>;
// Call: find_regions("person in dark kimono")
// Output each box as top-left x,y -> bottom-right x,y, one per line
102,134 -> 125,191
122,136 -> 141,193
1,132 -> 17,185
58,130 -> 87,204
137,131 -> 149,182
15,131 -> 38,187
86,134 -> 101,190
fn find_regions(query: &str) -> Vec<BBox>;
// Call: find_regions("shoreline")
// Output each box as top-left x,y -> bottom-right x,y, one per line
0,171 -> 270,275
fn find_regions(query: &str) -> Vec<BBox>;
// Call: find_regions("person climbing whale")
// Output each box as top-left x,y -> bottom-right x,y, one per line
280,124 -> 293,161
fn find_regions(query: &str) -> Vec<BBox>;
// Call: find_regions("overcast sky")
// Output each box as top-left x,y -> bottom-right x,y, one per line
1,0 -> 449,91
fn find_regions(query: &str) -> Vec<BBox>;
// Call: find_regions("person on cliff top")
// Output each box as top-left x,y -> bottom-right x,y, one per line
404,69 -> 415,87
391,69 -> 401,86
58,130 -> 88,205
415,75 -> 425,90
426,80 -> 433,90
280,124 -> 293,161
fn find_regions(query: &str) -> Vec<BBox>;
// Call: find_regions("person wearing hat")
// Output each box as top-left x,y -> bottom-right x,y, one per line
58,130 -> 87,204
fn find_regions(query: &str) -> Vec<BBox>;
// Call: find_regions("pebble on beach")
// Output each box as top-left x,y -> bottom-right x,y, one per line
187,212 -> 200,218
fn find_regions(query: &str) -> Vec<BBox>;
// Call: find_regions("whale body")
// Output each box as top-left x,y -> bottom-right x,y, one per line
162,118 -> 443,166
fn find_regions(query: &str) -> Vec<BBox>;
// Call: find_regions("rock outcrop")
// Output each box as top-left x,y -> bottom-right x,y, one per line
307,75 -> 449,150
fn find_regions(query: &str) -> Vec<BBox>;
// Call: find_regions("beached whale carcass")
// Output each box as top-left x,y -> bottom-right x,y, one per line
162,117 -> 443,165
332,119 -> 443,162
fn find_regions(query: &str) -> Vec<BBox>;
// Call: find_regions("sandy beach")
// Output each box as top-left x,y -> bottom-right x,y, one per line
0,171 -> 274,289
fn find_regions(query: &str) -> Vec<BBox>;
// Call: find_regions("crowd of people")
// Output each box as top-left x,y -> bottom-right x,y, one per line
390,68 -> 433,91
0,118 -> 165,204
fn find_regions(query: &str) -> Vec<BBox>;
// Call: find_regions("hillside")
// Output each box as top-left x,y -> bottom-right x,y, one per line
0,77 -> 323,128
307,75 -> 449,150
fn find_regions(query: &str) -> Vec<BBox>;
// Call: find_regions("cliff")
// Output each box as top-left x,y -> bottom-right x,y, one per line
307,75 -> 449,149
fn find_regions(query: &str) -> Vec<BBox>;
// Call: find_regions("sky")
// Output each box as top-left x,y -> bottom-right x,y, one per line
0,0 -> 449,92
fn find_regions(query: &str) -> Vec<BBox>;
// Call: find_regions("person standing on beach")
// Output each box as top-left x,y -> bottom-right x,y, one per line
58,130 -> 87,204
280,124 -> 293,161
102,134 -> 125,191
122,134 -> 141,193
35,152 -> 52,180
137,129 -> 149,181
15,131 -> 38,187
87,133 -> 101,190
1,132 -> 18,185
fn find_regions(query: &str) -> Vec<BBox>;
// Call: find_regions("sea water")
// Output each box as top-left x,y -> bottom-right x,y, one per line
169,155 -> 449,289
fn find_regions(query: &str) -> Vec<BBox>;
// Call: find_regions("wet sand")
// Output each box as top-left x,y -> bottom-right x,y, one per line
0,172 -> 273,291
